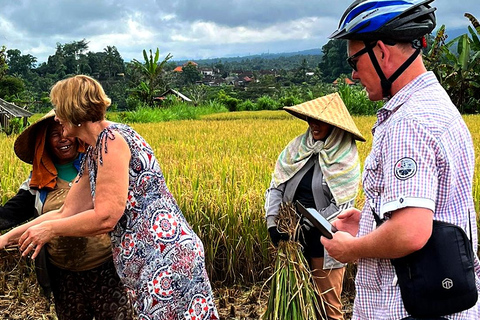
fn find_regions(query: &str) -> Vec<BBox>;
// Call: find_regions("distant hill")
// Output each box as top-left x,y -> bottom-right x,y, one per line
442,27 -> 469,42
173,48 -> 323,66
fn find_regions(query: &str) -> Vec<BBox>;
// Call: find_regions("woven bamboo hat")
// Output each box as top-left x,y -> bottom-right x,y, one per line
14,109 -> 56,164
283,92 -> 366,141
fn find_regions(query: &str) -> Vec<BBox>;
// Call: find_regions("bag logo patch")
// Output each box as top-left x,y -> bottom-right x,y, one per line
442,278 -> 454,290
394,157 -> 417,180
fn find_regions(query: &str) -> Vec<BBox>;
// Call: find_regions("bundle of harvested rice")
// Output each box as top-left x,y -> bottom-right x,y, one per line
262,202 -> 326,320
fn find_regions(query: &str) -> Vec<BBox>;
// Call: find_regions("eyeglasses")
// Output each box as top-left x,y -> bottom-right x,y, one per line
346,42 -> 377,71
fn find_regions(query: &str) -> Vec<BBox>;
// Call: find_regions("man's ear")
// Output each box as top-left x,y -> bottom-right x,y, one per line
376,40 -> 393,74
377,41 -> 388,61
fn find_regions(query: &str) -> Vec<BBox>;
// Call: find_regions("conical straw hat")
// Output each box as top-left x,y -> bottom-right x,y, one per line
14,109 -> 56,164
283,92 -> 366,141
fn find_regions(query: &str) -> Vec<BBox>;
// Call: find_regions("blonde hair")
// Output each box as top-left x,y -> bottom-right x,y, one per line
50,75 -> 111,125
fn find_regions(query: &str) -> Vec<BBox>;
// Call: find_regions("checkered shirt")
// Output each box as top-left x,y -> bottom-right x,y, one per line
353,71 -> 480,320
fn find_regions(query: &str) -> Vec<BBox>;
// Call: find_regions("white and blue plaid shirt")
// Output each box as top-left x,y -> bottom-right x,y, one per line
354,71 -> 480,320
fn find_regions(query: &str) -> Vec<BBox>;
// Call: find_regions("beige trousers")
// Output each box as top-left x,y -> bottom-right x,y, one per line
311,257 -> 345,320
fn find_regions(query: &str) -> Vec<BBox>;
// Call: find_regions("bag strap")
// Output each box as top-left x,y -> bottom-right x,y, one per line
370,200 -> 384,227
467,209 -> 473,243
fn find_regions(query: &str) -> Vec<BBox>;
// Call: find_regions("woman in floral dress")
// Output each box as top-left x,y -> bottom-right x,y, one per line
0,75 -> 219,320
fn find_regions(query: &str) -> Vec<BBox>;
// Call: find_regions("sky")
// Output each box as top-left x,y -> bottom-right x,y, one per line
1,0 -> 479,65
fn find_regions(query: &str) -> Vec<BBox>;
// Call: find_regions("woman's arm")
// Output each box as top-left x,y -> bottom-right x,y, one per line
0,207 -> 62,249
0,180 -> 36,230
0,161 -> 97,243
264,180 -> 285,228
19,131 -> 131,258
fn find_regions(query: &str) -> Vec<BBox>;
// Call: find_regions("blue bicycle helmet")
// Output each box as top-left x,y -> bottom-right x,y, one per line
330,0 -> 436,42
330,0 -> 436,99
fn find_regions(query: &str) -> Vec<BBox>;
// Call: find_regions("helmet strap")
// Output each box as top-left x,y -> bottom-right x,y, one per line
364,41 -> 421,99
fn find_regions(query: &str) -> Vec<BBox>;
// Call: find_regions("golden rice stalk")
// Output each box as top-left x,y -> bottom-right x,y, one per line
262,202 -> 326,320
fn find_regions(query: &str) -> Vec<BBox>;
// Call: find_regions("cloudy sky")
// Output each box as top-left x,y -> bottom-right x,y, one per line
1,0 -> 479,65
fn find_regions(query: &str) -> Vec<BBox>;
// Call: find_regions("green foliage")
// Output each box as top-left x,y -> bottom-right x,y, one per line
6,49 -> 37,80
176,52 -> 323,72
125,96 -> 142,111
131,48 -> 173,106
0,76 -> 25,99
200,110 -> 293,121
2,117 -> 24,135
278,95 -> 302,107
181,63 -> 202,85
216,89 -> 241,111
256,95 -> 280,110
0,46 -> 9,81
108,102 -> 227,123
237,99 -> 257,111
425,14 -> 480,114
101,46 -> 125,78
184,84 -> 208,106
200,100 -> 229,115
38,96 -> 52,112
102,80 -> 128,110
159,94 -> 180,107
320,39 -> 351,83
336,82 -> 381,115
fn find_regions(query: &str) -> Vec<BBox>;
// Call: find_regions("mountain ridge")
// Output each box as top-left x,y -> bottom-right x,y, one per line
173,48 -> 323,66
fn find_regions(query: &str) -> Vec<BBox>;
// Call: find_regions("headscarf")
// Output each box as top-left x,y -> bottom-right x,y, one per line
272,127 -> 361,205
29,123 -> 58,190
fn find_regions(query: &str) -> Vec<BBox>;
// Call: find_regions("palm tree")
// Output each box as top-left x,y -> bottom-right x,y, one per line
103,46 -> 124,79
131,48 -> 173,106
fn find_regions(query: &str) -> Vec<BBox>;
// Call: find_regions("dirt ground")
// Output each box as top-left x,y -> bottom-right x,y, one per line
0,248 -> 354,320
214,284 -> 354,320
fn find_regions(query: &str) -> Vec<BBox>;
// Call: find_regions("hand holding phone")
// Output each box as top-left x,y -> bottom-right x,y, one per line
296,201 -> 337,239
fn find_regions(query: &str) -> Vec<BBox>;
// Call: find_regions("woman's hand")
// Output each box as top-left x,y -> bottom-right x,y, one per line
18,222 -> 54,259
0,234 -> 10,250
0,232 -> 18,250
332,207 -> 361,236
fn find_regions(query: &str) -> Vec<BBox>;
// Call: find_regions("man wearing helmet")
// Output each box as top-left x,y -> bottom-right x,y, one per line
321,1 -> 480,319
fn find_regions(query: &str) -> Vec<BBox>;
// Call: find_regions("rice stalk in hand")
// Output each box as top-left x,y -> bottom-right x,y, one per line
262,202 -> 326,320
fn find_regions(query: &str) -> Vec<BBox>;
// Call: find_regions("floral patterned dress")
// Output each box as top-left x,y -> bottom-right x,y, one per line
80,123 -> 218,320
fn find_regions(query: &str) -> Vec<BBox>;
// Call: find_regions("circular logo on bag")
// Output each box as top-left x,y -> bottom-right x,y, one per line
394,157 -> 417,180
442,278 -> 453,290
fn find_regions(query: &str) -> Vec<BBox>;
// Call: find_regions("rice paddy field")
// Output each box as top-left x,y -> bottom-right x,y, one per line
1,111 -> 480,319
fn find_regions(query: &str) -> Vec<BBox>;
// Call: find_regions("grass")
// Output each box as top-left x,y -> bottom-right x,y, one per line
1,111 -> 480,319
2,112 -> 480,284
107,101 -> 228,123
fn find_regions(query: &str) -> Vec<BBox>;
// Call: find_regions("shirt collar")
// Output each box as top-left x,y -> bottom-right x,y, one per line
372,71 -> 437,131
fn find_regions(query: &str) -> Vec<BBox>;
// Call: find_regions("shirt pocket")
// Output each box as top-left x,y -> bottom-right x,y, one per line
363,154 -> 382,196
363,154 -> 378,174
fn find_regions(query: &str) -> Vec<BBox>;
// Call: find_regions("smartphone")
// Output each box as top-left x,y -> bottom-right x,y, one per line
296,201 -> 337,239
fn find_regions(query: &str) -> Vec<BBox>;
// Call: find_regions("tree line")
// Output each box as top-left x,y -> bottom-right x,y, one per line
0,12 -> 479,115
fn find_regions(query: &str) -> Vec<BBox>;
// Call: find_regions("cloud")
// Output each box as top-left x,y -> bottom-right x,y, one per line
0,0 -> 478,64
156,0 -> 344,27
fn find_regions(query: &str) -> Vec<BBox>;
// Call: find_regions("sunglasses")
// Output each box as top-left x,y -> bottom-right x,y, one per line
346,42 -> 377,71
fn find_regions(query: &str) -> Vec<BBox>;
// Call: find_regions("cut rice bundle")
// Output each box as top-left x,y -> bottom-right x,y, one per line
262,202 -> 327,320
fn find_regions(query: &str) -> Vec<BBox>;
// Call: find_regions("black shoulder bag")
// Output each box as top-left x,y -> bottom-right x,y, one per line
373,209 -> 478,318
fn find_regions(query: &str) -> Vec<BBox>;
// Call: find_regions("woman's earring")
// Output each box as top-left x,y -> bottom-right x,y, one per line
77,123 -> 81,127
